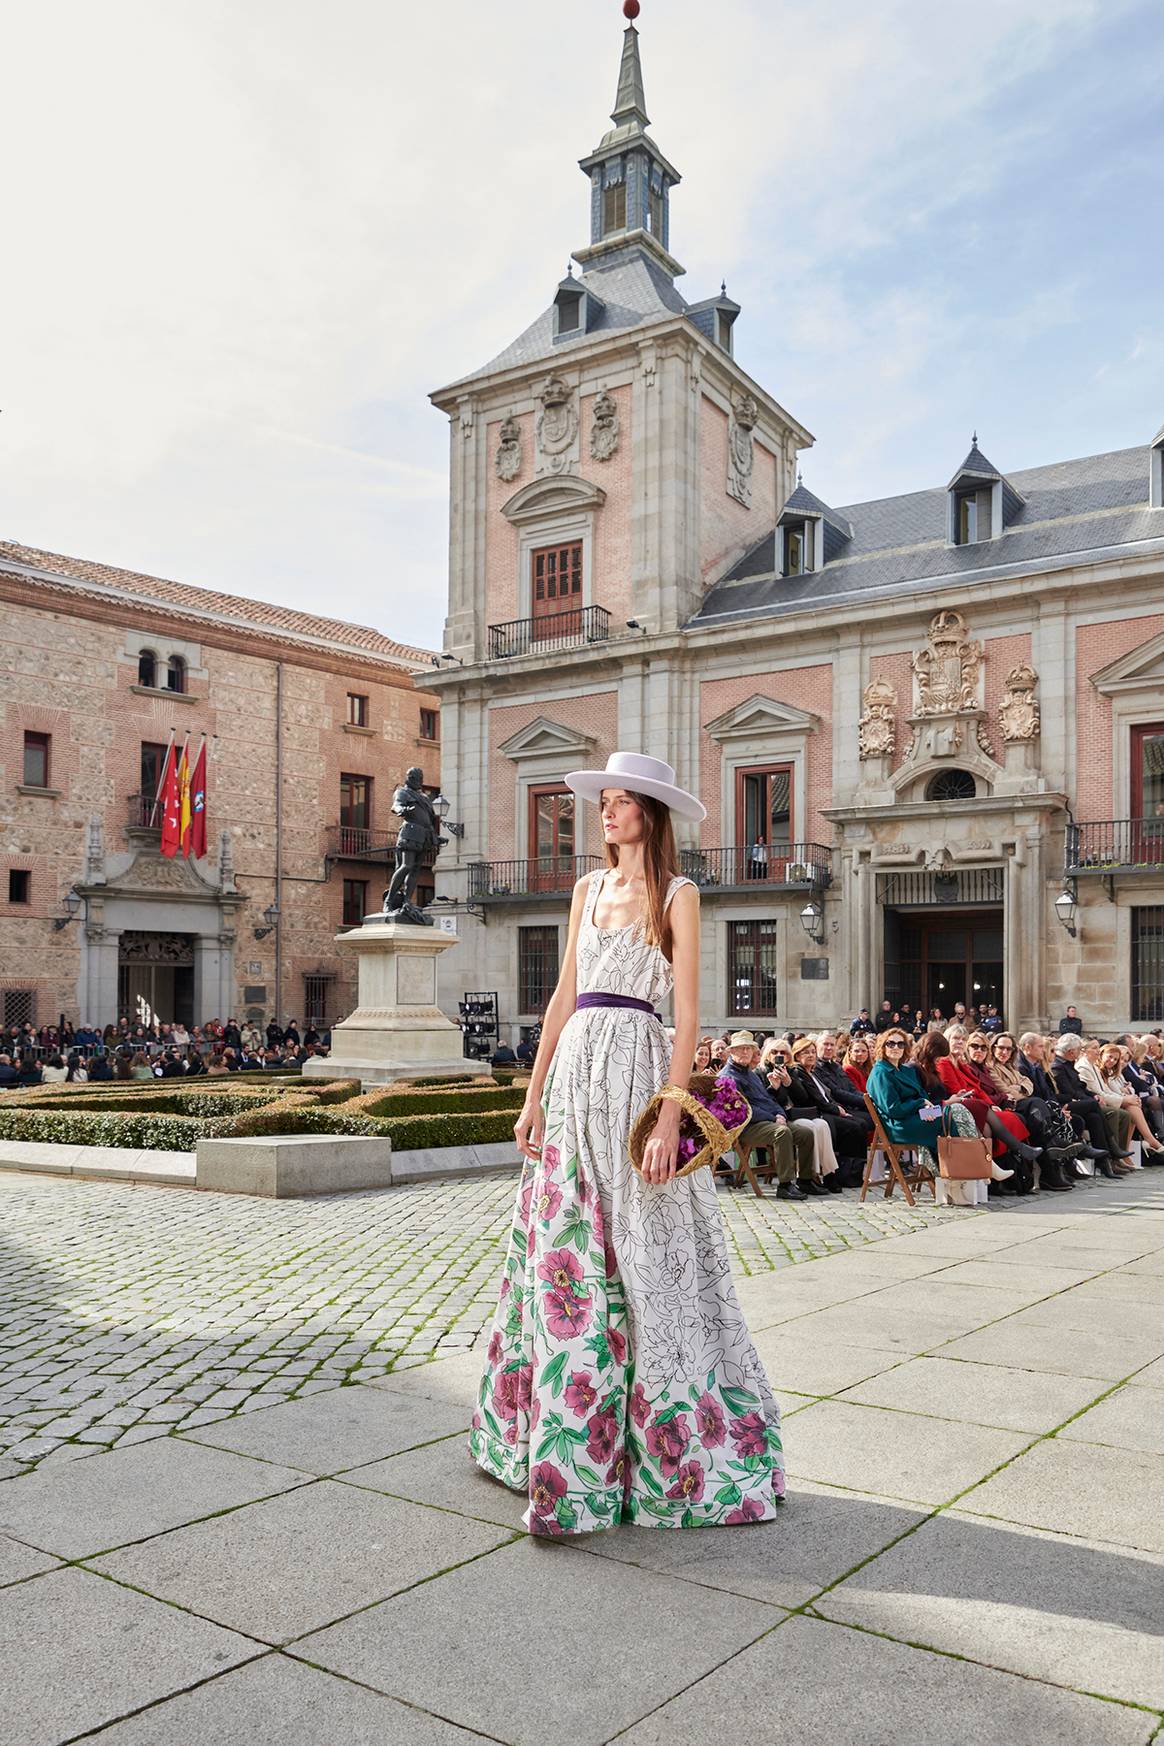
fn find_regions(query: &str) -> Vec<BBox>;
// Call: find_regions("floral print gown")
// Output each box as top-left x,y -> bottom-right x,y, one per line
469,869 -> 784,1536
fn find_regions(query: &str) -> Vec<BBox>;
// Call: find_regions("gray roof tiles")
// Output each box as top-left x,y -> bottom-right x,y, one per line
697,444 -> 1161,625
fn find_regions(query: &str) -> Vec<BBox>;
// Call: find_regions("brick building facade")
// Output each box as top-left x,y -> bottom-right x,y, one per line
0,543 -> 439,1031
425,19 -> 1164,1042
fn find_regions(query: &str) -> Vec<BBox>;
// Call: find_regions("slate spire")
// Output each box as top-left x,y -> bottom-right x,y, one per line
611,21 -> 650,135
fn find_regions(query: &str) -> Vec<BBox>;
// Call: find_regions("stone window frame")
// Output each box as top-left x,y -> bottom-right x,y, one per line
702,695 -> 819,850
497,714 -> 599,863
500,477 -> 606,628
1090,628 -> 1164,824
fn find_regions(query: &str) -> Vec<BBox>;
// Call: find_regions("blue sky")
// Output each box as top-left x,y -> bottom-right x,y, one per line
2,0 -> 1160,650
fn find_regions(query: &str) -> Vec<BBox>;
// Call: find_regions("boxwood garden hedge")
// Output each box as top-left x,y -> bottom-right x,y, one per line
0,1073 -> 529,1154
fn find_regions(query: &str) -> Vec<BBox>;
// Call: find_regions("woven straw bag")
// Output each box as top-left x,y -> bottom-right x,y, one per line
628,1071 -> 751,1181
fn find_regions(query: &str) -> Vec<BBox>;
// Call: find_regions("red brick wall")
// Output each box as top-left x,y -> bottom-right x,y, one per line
1075,613 -> 1164,817
487,691 -> 618,859
698,666 -> 834,845
982,633 -> 1032,762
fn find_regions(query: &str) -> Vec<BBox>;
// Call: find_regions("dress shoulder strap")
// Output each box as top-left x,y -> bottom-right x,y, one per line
582,867 -> 605,926
663,874 -> 697,913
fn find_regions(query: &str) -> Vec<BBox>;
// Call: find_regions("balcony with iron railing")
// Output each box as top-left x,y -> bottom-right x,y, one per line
1065,819 -> 1164,876
325,824 -> 400,862
126,793 -> 161,835
487,605 -> 610,661
466,845 -> 833,902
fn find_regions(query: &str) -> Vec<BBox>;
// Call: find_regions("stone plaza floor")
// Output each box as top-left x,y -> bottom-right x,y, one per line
1,1166 -> 1162,1743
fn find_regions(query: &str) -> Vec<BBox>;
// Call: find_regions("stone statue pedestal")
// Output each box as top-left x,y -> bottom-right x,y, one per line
302,917 -> 466,1086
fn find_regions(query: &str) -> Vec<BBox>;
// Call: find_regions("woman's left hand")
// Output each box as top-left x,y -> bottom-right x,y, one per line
641,1107 -> 680,1186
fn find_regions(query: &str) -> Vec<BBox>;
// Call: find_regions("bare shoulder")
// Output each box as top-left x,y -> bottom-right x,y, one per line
669,879 -> 699,923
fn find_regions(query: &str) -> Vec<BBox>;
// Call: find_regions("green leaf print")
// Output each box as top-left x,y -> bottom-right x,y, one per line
586,1492 -> 612,1516
714,1481 -> 742,1507
541,1351 -> 568,1399
558,1209 -> 591,1253
556,1496 -> 578,1531
653,1403 -> 688,1425
720,1384 -> 760,1417
575,1463 -> 604,1489
639,1466 -> 664,1497
586,1333 -> 612,1371
681,1508 -> 695,1528
552,1426 -> 587,1461
639,1498 -> 673,1519
483,1408 -> 503,1439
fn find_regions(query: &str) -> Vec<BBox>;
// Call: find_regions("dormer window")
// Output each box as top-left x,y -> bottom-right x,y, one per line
557,290 -> 581,334
955,490 -> 988,546
1150,424 -> 1164,509
602,180 -> 626,234
782,521 -> 814,577
716,312 -> 733,352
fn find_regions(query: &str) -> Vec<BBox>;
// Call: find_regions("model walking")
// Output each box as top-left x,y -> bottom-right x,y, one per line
469,752 -> 783,1535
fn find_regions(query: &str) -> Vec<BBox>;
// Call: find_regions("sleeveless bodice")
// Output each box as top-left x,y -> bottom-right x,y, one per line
574,869 -> 693,1012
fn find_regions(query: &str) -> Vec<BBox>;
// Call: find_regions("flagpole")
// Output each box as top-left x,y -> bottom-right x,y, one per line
147,730 -> 176,827
179,733 -> 191,857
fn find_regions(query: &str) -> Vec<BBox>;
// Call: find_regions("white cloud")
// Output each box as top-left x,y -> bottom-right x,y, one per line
0,0 -> 1157,644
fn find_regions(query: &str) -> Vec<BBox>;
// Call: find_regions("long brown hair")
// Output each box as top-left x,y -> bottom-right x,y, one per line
913,1029 -> 949,1091
604,791 -> 680,952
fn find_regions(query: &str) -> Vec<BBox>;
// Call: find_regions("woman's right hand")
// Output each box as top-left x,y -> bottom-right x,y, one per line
514,1099 -> 544,1163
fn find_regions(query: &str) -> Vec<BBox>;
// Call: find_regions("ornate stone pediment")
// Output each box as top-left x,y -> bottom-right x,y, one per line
1090,629 -> 1164,695
703,693 -> 819,743
500,475 -> 606,526
535,375 -> 579,477
83,839 -> 237,904
726,392 -> 759,508
589,389 -> 620,462
999,662 -> 1040,743
498,716 -> 598,763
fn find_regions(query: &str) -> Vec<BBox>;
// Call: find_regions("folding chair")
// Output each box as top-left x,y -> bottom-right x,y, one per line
727,1135 -> 774,1199
862,1095 -> 936,1207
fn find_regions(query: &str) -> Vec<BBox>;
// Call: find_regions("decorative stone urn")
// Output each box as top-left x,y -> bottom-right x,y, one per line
302,917 -> 466,1085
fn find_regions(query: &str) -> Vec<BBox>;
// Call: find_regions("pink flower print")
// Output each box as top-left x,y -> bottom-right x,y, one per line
725,1496 -> 765,1525
576,1171 -> 591,1209
537,1248 -> 584,1293
544,1287 -> 593,1340
730,1411 -> 769,1459
487,1330 -> 503,1366
529,1512 -> 564,1537
772,1468 -> 786,1499
535,1180 -> 563,1224
518,1177 -> 533,1227
665,1460 -> 706,1504
542,1143 -> 561,1174
492,1371 -> 520,1421
564,1371 -> 598,1416
585,1408 -> 619,1466
606,1447 -> 626,1490
513,1364 -> 533,1414
529,1461 -> 568,1518
606,1325 -> 627,1366
645,1412 -> 690,1477
531,1395 -> 542,1431
471,1410 -> 482,1432
629,1382 -> 651,1428
504,1420 -> 519,1446
694,1392 -> 727,1448
499,1277 -> 511,1301
603,1238 -> 619,1280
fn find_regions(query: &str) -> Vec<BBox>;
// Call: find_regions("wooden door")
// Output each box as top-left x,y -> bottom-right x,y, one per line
531,543 -> 583,642
529,787 -> 575,891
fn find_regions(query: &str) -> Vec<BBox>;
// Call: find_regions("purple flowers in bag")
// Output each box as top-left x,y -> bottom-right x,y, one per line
674,1079 -> 750,1163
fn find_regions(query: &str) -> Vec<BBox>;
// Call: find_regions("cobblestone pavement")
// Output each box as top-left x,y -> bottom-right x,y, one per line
0,1170 -> 960,1472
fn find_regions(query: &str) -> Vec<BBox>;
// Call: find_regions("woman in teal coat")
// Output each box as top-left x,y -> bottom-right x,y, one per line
866,1028 -> 988,1174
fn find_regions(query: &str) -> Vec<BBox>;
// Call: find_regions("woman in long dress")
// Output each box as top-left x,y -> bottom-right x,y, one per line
469,752 -> 784,1535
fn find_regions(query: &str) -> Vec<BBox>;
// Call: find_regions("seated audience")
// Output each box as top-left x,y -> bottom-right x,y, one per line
718,1031 -> 816,1199
1051,1034 -> 1131,1173
867,1028 -> 989,1179
842,1033 -> 872,1094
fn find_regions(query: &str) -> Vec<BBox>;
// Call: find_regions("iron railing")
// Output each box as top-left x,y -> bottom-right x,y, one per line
487,605 -> 611,661
468,855 -> 603,900
467,846 -> 833,900
877,868 -> 1005,908
126,793 -> 161,832
325,825 -> 399,861
680,844 -> 833,891
1065,819 -> 1164,875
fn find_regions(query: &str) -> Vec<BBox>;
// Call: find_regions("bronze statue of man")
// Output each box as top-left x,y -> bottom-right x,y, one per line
382,767 -> 441,924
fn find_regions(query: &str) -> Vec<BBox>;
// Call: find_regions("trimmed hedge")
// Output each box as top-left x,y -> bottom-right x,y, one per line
0,1073 -> 518,1154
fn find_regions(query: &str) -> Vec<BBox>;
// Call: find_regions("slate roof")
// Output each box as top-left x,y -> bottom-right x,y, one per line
693,444 -> 1163,627
444,243 -> 693,386
0,540 -> 436,669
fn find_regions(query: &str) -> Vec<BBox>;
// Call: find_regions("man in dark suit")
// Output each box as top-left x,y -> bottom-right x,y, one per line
787,1037 -> 870,1182
718,1032 -> 816,1198
813,1032 -> 873,1119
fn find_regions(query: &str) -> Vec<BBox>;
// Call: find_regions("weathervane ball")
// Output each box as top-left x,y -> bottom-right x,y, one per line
623,0 -> 640,18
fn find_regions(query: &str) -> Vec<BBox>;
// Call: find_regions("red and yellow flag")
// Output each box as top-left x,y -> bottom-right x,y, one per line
159,742 -> 181,858
178,740 -> 192,856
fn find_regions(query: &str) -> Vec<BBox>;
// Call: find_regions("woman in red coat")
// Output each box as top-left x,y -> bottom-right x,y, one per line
937,1027 -> 1038,1171
842,1033 -> 872,1094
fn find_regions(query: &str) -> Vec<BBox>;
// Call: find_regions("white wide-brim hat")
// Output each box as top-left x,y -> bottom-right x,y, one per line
563,751 -> 707,822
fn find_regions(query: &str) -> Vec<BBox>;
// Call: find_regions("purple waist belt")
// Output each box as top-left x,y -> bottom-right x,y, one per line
575,992 -> 661,1020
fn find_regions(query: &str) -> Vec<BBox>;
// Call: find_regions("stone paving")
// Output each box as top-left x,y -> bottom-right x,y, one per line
2,1168 -> 1163,1743
0,1169 -> 952,1471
